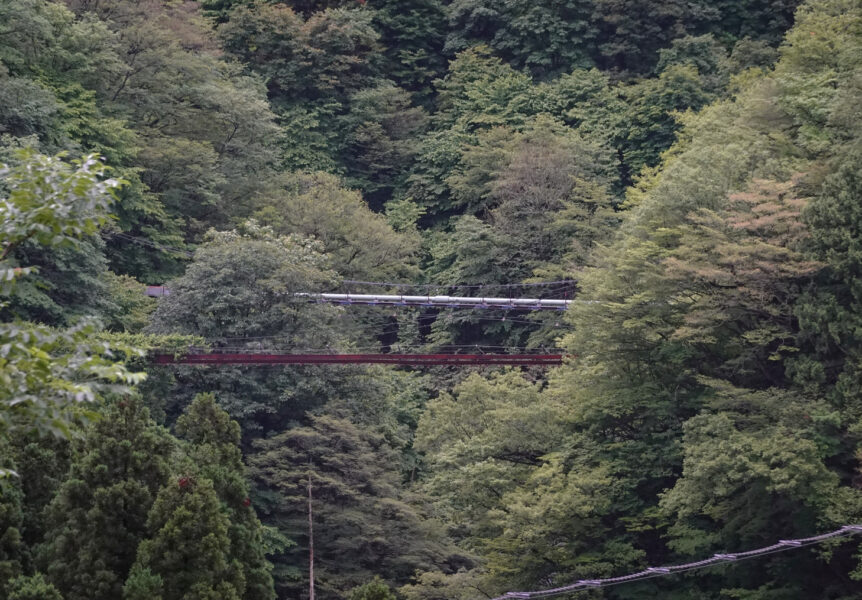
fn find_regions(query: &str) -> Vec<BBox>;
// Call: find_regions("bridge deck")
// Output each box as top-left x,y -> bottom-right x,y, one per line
151,353 -> 565,366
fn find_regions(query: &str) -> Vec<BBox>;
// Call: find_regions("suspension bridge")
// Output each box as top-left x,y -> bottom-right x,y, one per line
122,234 -> 862,592
122,226 -> 582,369
144,277 -> 576,366
145,287 -> 577,310
151,352 -> 566,366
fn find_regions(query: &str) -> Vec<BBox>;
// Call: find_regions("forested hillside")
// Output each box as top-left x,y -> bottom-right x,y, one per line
2,0 -> 862,598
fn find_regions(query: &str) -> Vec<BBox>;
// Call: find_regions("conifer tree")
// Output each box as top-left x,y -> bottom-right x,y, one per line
0,449 -> 24,594
250,415 -> 447,599
797,145 -> 862,405
371,0 -> 447,101
123,566 -> 163,600
175,394 -> 275,600
7,573 -> 63,600
620,64 -> 713,180
11,434 -> 71,551
41,399 -> 175,600
131,475 -> 244,600
350,576 -> 397,600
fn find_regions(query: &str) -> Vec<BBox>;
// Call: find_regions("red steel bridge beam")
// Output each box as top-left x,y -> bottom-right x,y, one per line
151,353 -> 565,366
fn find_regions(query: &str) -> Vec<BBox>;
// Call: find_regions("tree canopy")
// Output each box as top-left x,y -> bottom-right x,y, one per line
3,0 -> 862,598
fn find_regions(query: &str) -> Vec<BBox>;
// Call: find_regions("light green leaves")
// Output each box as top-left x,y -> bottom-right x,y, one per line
0,149 -> 121,262
1,150 -> 144,440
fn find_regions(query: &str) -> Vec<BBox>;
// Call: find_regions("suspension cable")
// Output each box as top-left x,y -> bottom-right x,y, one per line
491,525 -> 862,599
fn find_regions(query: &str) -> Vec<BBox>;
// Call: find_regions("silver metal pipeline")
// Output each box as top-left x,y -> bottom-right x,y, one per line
145,288 -> 577,310
294,293 -> 572,310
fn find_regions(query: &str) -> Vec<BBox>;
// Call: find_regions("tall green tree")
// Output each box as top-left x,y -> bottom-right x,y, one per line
175,394 -> 275,600
41,399 -> 175,600
253,172 -> 420,281
6,573 -> 63,600
426,116 -> 618,347
433,46 -> 532,130
445,0 -> 597,77
129,476 -> 244,600
0,444 -> 24,595
7,432 -> 70,559
659,383 -> 860,598
0,0 -> 178,279
350,576 -> 397,600
408,47 -> 624,220
337,83 -> 428,207
413,372 -> 606,596
796,146 -> 862,397
593,0 -> 701,73
218,2 -> 386,172
219,3 -> 383,108
0,148 -> 116,325
371,0 -> 448,102
619,64 -> 713,181
147,221 -> 356,431
250,415 -> 450,599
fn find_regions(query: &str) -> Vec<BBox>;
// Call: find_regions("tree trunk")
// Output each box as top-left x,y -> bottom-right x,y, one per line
308,468 -> 315,600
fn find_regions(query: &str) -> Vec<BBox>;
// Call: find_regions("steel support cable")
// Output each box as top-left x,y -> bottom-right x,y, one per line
338,320 -> 562,341
151,353 -> 565,366
297,293 -> 577,310
103,232 -> 195,258
103,240 -> 574,292
339,311 -> 569,327
492,525 -> 862,600
150,344 -> 566,365
339,287 -> 580,300
356,319 -> 556,332
119,237 -> 582,310
342,279 -> 577,290
330,313 -> 558,331
170,344 -> 558,353
142,288 -> 580,311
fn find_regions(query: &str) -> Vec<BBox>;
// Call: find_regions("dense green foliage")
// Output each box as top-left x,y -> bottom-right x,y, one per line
7,573 -> 63,600
175,394 -> 274,599
0,151 -> 146,442
3,0 -> 862,598
250,414 -> 454,598
41,399 -> 175,600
